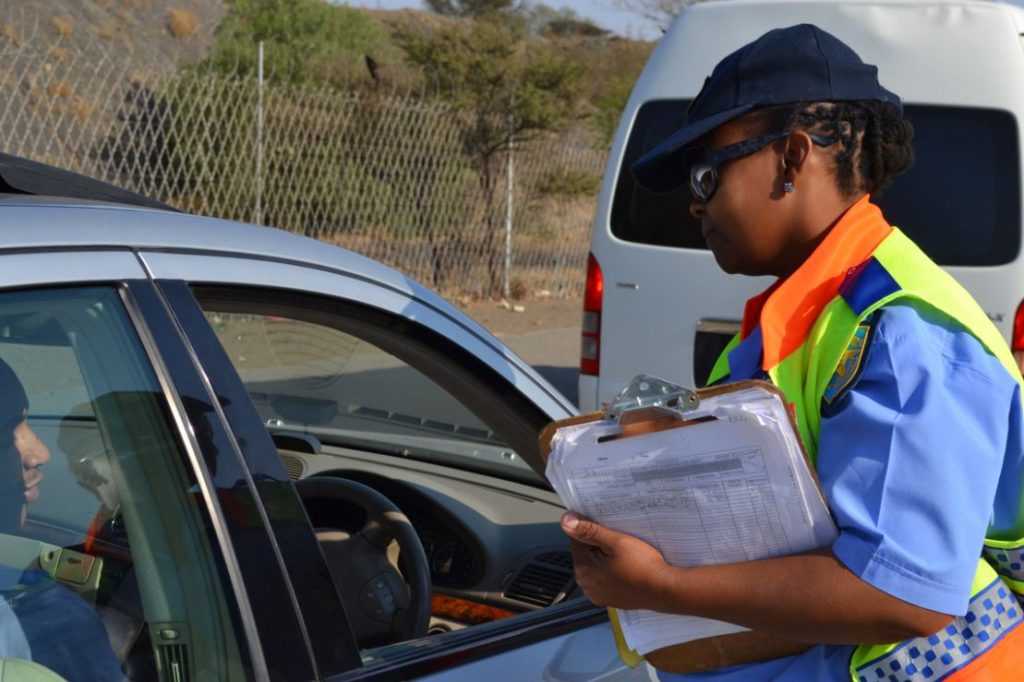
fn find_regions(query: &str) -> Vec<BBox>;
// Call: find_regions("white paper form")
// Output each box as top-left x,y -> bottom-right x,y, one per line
546,386 -> 836,654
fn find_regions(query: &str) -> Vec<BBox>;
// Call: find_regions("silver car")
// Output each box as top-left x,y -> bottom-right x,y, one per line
0,155 -> 653,681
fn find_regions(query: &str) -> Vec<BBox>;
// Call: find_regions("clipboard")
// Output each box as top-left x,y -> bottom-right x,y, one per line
539,376 -> 828,674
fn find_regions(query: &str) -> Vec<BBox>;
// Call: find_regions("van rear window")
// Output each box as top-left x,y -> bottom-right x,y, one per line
611,101 -> 1020,266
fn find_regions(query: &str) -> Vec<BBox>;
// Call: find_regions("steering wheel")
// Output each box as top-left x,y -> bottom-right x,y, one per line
295,477 -> 431,647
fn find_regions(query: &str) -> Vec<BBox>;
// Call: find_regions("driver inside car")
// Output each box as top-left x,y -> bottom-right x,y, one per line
0,356 -> 126,681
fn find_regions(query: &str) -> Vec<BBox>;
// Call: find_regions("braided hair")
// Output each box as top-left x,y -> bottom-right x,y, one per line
750,100 -> 915,198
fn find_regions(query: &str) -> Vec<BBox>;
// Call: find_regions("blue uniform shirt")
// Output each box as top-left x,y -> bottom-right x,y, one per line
658,300 -> 1024,681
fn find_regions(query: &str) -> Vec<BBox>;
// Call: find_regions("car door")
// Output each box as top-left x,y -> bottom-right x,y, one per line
140,248 -> 656,680
0,248 -> 328,681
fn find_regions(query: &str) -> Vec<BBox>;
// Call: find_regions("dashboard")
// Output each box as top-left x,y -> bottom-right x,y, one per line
280,443 -> 577,622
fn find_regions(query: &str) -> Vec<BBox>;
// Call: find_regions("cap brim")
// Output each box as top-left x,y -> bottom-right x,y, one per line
630,104 -> 754,194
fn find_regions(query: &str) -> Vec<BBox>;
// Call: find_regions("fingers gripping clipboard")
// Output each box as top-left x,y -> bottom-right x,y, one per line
539,376 -> 836,674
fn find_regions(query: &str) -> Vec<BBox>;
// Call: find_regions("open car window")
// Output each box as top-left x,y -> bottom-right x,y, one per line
0,286 -> 249,681
202,310 -> 542,485
193,288 -> 592,677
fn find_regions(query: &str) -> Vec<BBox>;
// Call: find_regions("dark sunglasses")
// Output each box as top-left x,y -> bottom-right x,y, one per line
685,131 -> 834,202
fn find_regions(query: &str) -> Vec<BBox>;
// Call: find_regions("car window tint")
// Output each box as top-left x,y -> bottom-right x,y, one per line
0,287 -> 248,681
612,102 -> 1020,265
203,311 -> 534,479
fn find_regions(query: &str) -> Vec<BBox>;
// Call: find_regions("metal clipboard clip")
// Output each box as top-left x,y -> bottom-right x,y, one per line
602,374 -> 701,424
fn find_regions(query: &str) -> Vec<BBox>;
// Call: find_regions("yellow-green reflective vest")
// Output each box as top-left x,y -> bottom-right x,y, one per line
707,228 -> 1024,681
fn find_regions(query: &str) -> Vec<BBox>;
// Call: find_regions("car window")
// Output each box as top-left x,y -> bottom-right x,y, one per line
874,105 -> 1020,266
0,287 -> 248,681
612,101 -> 1021,265
611,99 -> 705,250
203,311 -> 539,483
194,291 -> 588,677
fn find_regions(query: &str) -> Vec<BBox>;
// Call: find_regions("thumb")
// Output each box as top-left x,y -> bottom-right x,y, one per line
561,512 -> 614,548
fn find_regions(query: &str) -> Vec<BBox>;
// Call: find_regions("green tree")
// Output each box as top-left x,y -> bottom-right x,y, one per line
207,0 -> 394,86
397,15 -> 584,295
524,3 -> 608,37
583,39 -> 653,147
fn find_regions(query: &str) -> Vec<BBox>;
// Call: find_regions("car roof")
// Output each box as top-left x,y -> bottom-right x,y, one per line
0,194 -> 415,291
0,158 -> 580,419
0,154 -> 400,286
0,156 -> 401,287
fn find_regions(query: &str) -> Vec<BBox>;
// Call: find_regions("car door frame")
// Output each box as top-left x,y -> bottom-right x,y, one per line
151,279 -> 364,678
140,254 -> 618,679
0,247 -> 330,680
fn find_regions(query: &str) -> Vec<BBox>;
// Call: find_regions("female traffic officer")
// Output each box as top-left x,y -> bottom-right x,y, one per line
561,24 -> 1024,681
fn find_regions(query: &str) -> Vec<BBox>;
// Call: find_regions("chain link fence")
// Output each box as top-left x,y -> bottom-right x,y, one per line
0,36 -> 608,300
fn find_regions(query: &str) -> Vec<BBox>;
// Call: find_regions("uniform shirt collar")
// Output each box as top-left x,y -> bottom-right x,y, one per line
740,195 -> 893,369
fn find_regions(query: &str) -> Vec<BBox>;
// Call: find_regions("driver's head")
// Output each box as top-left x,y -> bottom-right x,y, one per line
0,358 -> 48,533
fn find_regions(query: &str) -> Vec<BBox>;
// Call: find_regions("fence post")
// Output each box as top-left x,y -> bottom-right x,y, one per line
254,41 -> 264,226
503,116 -> 514,300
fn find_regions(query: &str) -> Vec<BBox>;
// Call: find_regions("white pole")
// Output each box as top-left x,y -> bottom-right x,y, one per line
504,119 -> 514,300
255,41 -> 264,225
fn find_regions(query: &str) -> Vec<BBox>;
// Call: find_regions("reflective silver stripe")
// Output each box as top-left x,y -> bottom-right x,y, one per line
983,545 -> 1024,584
854,578 -> 1022,682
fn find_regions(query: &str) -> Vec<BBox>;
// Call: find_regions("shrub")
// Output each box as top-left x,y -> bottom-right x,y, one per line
537,167 -> 600,197
168,9 -> 200,38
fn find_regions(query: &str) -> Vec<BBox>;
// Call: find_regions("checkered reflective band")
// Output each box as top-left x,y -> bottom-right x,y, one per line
982,545 -> 1024,584
854,578 -> 1023,681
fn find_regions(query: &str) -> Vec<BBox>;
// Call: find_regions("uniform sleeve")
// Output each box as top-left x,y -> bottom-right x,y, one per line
817,301 -> 1018,615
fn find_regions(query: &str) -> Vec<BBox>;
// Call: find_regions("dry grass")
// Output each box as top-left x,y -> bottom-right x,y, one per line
49,46 -> 69,61
0,21 -> 19,44
168,8 -> 199,38
114,9 -> 137,26
96,24 -> 116,40
47,80 -> 72,98
50,16 -> 73,38
72,96 -> 95,121
125,0 -> 148,8
26,75 -> 43,102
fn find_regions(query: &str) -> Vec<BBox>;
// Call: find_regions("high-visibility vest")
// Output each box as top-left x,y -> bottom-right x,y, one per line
707,218 -> 1024,680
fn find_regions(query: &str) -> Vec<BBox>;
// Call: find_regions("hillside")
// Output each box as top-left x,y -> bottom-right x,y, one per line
1,0 -> 224,71
0,0 -> 652,185
0,0 -> 225,169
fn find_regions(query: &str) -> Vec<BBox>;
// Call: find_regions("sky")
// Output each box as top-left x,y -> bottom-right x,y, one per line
336,0 -> 663,40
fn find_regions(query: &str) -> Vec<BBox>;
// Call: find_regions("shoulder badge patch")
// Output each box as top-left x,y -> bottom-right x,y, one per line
823,323 -> 872,406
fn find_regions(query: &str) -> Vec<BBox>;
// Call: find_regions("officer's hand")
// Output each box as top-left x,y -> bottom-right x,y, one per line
561,511 -> 673,611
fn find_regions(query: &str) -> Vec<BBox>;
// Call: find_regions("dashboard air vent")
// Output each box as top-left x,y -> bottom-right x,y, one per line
504,561 -> 573,607
157,642 -> 191,681
279,453 -> 306,480
536,551 -> 573,570
150,624 -> 192,682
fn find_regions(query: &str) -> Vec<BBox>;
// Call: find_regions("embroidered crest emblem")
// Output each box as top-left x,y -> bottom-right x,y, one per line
823,324 -> 871,405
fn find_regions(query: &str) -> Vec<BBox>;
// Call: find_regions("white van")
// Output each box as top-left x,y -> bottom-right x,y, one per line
580,0 -> 1024,411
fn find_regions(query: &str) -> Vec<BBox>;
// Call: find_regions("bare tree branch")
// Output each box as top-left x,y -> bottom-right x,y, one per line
613,0 -> 694,32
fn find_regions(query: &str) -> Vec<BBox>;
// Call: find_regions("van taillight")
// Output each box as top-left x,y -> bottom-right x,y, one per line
1013,300 -> 1024,375
581,253 -> 603,376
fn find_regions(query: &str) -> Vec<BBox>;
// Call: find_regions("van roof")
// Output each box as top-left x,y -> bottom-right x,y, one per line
695,0 -> 1024,25
633,0 -> 1024,108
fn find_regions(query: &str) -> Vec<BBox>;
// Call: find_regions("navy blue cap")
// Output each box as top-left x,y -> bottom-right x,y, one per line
631,24 -> 902,193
